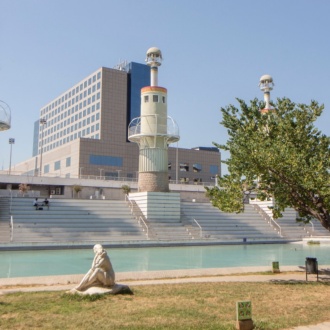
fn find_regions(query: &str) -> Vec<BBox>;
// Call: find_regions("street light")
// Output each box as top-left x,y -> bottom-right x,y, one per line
8,138 -> 15,175
39,118 -> 47,176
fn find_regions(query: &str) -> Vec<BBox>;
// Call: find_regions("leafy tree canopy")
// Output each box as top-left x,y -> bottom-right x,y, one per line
206,98 -> 330,230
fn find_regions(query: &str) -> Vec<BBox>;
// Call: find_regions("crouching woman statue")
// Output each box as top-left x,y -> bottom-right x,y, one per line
75,244 -> 115,292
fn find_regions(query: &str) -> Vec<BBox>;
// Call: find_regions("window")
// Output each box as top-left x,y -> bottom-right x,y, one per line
54,160 -> 61,171
162,96 -> 166,103
90,155 -> 123,166
97,72 -> 101,79
153,95 -> 159,102
97,82 -> 101,89
44,164 -> 50,174
180,163 -> 189,172
168,162 -> 172,170
144,95 -> 149,103
193,164 -> 202,172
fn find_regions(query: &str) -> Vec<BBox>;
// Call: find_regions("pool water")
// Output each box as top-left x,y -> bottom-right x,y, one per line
0,243 -> 329,278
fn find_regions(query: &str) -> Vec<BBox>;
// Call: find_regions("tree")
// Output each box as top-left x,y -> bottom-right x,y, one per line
206,98 -> 330,230
121,185 -> 131,195
73,185 -> 82,198
18,183 -> 29,197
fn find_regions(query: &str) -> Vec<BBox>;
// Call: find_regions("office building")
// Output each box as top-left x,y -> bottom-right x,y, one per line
13,61 -> 220,191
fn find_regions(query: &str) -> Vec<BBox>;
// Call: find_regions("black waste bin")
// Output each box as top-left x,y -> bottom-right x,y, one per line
305,257 -> 318,281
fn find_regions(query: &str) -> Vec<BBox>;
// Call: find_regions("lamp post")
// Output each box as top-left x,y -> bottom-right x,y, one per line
8,138 -> 15,175
39,118 -> 47,176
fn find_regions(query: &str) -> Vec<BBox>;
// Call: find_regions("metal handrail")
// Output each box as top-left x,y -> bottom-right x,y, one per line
193,218 -> 203,238
305,221 -> 314,236
9,189 -> 13,214
252,204 -> 282,237
125,194 -> 149,239
125,194 -> 134,214
138,216 -> 149,240
10,215 -> 14,242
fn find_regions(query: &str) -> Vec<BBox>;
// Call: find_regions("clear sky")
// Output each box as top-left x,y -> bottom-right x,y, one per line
1,0 -> 329,175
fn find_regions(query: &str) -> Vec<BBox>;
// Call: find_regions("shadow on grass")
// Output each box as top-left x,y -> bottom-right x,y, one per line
61,292 -> 106,302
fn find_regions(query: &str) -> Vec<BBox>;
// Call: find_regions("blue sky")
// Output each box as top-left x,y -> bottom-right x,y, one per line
1,0 -> 329,175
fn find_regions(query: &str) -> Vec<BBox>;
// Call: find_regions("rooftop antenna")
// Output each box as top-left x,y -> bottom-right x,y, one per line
145,47 -> 162,86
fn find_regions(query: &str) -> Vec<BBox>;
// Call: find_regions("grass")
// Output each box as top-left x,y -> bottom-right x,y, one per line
1,281 -> 330,329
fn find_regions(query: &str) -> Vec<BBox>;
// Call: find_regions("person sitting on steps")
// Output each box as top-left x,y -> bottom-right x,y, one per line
43,198 -> 49,210
33,198 -> 39,210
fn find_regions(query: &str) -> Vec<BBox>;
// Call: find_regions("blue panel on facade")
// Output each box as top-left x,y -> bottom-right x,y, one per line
127,62 -> 150,124
89,155 -> 123,167
210,165 -> 219,175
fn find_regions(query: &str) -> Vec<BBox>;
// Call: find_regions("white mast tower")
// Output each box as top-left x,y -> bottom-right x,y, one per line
259,74 -> 274,113
128,47 -> 179,192
128,47 -> 181,222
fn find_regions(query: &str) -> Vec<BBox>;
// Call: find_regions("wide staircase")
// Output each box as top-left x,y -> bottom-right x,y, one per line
276,208 -> 330,238
181,202 -> 282,241
251,200 -> 330,239
1,197 -> 148,244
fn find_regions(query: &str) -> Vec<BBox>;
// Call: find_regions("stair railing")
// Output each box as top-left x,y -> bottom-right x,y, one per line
252,204 -> 283,237
193,218 -> 203,238
125,194 -> 149,239
138,216 -> 149,240
304,221 -> 314,237
10,215 -> 14,242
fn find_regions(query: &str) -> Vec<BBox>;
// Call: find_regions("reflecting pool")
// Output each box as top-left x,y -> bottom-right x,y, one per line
0,243 -> 329,278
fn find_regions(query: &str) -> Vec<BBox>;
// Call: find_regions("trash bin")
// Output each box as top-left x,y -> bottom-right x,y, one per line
305,257 -> 318,281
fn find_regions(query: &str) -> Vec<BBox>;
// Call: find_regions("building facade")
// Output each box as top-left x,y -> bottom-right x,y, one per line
13,62 -> 220,190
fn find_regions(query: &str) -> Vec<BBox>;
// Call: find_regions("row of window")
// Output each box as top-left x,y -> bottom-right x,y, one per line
144,95 -> 166,103
41,131 -> 100,153
168,163 -> 218,174
40,113 -> 100,146
44,157 -> 71,173
42,92 -> 101,125
40,71 -> 101,116
42,87 -> 101,123
40,123 -> 100,148
39,103 -> 101,152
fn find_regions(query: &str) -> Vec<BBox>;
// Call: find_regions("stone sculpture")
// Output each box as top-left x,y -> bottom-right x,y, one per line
71,244 -> 132,295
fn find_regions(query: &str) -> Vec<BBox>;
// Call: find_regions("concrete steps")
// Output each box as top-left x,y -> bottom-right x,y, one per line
7,198 -> 147,243
181,202 -> 281,240
0,197 -> 11,242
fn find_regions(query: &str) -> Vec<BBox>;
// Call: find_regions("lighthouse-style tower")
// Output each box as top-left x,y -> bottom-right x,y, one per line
128,47 -> 179,192
128,47 -> 180,221
258,74 -> 274,113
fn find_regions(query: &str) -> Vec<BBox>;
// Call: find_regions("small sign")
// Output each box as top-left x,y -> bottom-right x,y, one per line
236,301 -> 252,321
272,261 -> 280,273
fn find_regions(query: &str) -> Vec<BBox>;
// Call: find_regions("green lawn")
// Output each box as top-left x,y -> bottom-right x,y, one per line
1,281 -> 329,330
